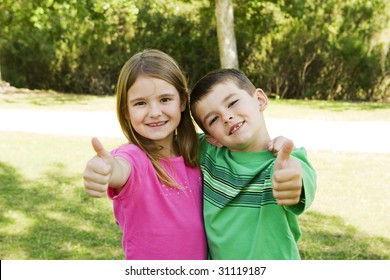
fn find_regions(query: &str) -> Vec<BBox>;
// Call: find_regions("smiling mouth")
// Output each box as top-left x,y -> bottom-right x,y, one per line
147,121 -> 168,127
229,121 -> 244,135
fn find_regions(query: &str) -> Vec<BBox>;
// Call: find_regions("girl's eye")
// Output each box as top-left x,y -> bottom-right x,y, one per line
134,101 -> 146,106
161,97 -> 171,103
228,99 -> 238,107
209,116 -> 218,126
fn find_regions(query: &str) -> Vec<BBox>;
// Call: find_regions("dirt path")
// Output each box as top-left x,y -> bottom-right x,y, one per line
1,109 -> 389,153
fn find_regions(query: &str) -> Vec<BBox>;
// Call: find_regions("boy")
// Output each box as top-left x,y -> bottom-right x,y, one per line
190,68 -> 317,259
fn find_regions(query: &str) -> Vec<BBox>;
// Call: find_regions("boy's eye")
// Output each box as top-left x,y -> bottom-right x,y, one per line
228,99 -> 238,107
209,116 -> 218,126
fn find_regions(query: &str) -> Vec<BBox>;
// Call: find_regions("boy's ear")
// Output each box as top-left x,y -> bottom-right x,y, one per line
255,89 -> 268,111
205,135 -> 223,148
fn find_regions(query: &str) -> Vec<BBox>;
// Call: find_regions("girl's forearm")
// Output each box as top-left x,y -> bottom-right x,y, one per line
109,157 -> 131,188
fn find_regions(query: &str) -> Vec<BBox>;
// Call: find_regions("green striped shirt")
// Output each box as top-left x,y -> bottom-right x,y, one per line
199,134 -> 317,259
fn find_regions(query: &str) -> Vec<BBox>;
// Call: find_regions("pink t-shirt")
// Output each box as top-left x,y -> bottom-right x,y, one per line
107,144 -> 207,260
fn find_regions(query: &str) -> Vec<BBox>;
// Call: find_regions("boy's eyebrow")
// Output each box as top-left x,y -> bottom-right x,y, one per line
201,93 -> 236,124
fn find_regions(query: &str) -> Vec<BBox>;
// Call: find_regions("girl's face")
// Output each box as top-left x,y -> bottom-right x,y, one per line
127,75 -> 185,151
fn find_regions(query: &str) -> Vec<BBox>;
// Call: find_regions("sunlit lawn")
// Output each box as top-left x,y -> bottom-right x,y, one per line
1,91 -> 389,259
0,133 -> 125,259
1,90 -> 390,120
299,150 -> 390,259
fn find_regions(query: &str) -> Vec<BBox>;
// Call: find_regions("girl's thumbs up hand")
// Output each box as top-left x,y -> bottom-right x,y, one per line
83,137 -> 114,198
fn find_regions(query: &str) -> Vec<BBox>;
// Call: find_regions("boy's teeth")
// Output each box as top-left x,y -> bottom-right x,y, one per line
231,122 -> 243,133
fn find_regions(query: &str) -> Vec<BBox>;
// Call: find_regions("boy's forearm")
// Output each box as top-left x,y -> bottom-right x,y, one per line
300,161 -> 317,210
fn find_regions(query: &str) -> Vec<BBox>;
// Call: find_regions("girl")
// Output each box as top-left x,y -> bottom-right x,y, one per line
83,49 -> 207,260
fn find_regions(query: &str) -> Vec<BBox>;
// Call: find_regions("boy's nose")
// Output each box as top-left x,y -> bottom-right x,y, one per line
223,115 -> 234,125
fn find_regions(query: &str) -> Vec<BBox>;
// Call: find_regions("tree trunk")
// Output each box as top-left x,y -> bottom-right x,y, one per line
215,0 -> 239,69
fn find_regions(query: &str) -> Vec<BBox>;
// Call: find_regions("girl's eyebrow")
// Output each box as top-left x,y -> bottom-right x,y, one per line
129,96 -> 145,103
158,93 -> 177,98
129,93 -> 176,103
202,93 -> 236,124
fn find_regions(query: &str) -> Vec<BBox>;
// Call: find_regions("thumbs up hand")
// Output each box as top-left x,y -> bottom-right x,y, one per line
83,137 -> 115,198
272,138 -> 303,206
268,136 -> 290,156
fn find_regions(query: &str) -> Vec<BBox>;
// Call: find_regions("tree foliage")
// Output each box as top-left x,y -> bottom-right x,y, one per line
0,0 -> 388,101
235,0 -> 389,101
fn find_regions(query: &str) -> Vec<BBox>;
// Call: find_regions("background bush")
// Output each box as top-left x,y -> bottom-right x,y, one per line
0,0 -> 389,101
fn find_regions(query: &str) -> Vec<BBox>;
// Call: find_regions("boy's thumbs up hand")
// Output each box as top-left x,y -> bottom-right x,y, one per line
273,138 -> 294,169
272,139 -> 303,206
83,137 -> 114,198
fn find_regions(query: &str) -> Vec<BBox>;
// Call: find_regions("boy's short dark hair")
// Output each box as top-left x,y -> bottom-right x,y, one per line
190,68 -> 256,134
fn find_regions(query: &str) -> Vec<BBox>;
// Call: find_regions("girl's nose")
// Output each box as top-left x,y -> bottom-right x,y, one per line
149,104 -> 162,118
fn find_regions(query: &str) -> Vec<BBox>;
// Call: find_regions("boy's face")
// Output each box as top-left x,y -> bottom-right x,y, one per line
194,81 -> 269,152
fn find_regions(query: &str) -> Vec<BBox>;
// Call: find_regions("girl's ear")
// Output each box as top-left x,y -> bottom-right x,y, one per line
205,135 -> 223,148
180,101 -> 186,112
255,89 -> 268,111
180,97 -> 187,112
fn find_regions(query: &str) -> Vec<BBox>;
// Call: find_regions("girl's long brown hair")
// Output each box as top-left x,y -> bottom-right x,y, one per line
115,49 -> 199,188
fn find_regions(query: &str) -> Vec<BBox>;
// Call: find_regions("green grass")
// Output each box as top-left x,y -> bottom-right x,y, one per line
298,150 -> 390,259
1,91 -> 389,259
0,132 -> 125,259
1,132 -> 389,260
266,98 -> 390,121
0,90 -> 115,111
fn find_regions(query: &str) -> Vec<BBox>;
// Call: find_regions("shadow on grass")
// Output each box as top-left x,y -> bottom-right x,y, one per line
1,160 -> 389,260
0,161 -> 123,260
299,211 -> 390,260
